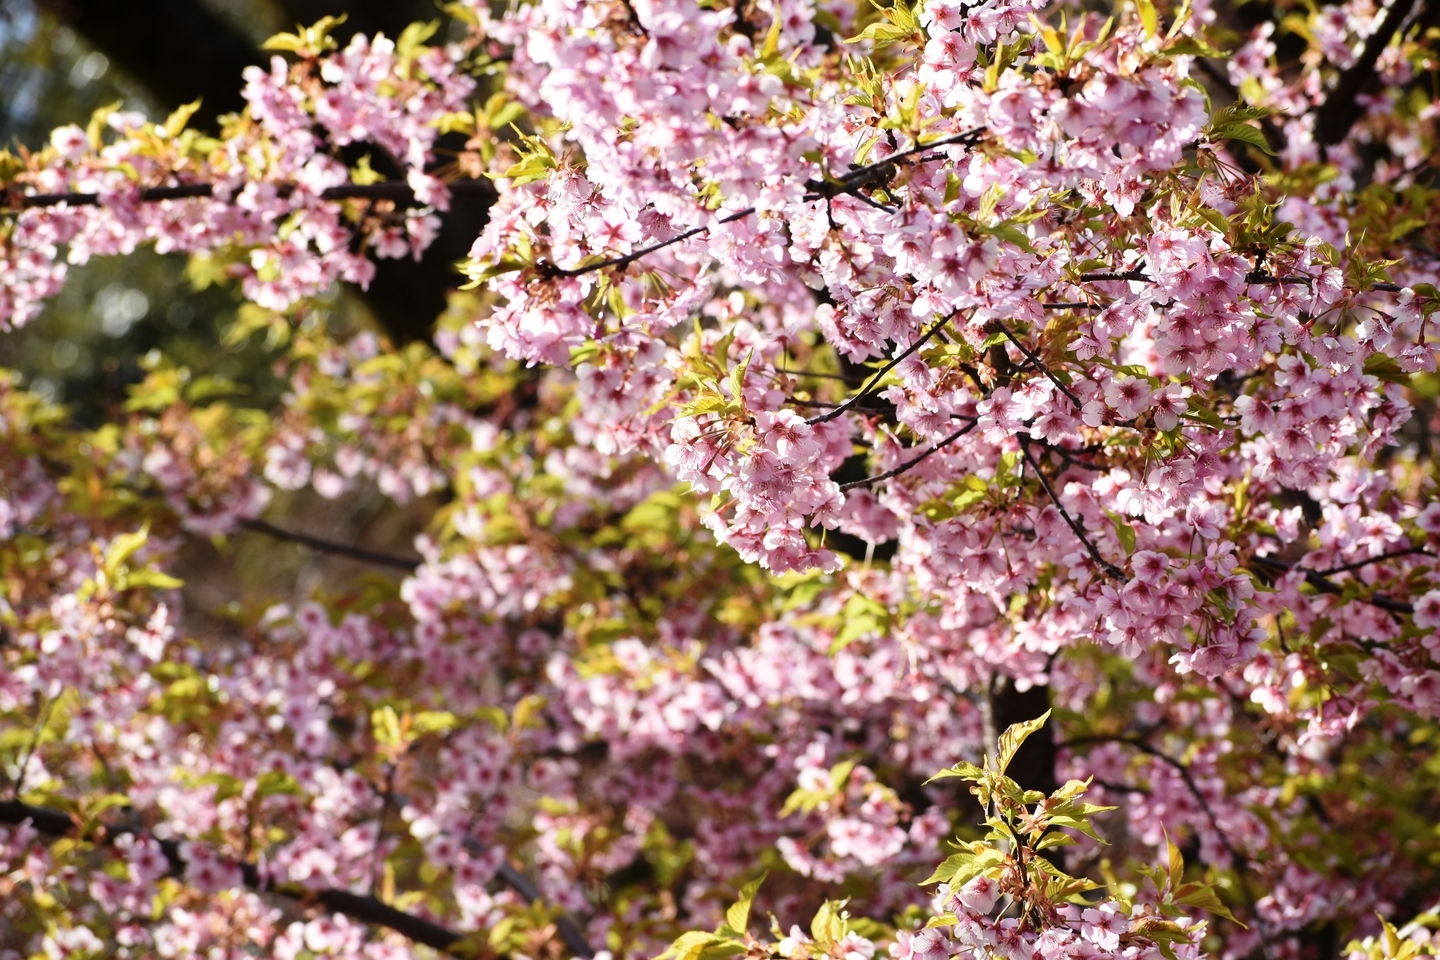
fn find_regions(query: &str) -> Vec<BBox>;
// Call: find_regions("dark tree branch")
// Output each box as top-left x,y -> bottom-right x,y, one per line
1314,546 -> 1434,576
1041,301 -> 1103,311
1077,268 -> 1153,282
9,180 -> 497,211
994,321 -> 1086,412
1248,554 -> 1415,614
0,798 -> 478,957
538,129 -> 985,281
240,519 -> 422,571
1314,0 -> 1421,147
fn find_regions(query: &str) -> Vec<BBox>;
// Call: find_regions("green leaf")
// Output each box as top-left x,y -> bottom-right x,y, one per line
1165,35 -> 1226,56
121,569 -> 186,591
855,133 -> 884,166
926,760 -> 985,784
1364,353 -> 1412,385
760,4 -> 784,57
730,349 -> 753,405
372,705 -> 403,749
659,931 -> 730,960
678,393 -> 735,418
1211,121 -> 1276,156
85,793 -> 134,818
1164,826 -> 1184,890
162,100 -> 202,137
1045,813 -> 1108,843
1136,0 -> 1158,37
262,14 -> 346,54
778,787 -> 824,817
197,772 -> 246,804
255,770 -> 303,798
103,524 -> 151,579
397,19 -> 440,59
1104,510 -> 1137,555
1172,882 -> 1246,927
810,900 -> 847,946
725,872 -> 767,934
996,709 -> 1051,775
412,710 -> 459,735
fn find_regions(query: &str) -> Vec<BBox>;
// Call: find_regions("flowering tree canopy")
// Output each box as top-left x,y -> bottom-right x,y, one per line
3,0 -> 1440,957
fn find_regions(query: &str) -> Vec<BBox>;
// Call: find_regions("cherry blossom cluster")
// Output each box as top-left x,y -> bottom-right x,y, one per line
3,0 -> 1440,957
0,20 -> 476,328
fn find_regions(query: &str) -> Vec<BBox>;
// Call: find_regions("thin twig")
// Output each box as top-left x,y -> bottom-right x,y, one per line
539,207 -> 755,279
540,129 -> 986,280
807,312 -> 956,425
839,419 -> 978,490
1018,439 -> 1126,580
12,696 -> 56,799
994,321 -> 1085,411
1077,269 -> 1153,283
1062,735 -> 1270,954
1313,546 -> 1434,577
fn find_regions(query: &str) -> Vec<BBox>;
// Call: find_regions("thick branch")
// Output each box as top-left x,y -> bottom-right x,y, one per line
1314,0 -> 1420,147
9,180 -> 497,211
0,799 -> 475,956
240,519 -> 422,571
1248,554 -> 1415,614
